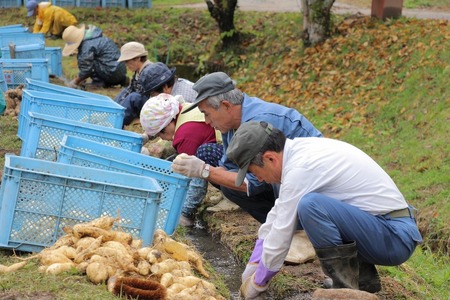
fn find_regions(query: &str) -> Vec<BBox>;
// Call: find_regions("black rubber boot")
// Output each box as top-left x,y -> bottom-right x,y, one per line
358,258 -> 381,293
315,242 -> 359,289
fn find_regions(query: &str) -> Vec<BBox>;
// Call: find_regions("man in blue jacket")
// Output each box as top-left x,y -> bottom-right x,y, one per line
171,72 -> 322,224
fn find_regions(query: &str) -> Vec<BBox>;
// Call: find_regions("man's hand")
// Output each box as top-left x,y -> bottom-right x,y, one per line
240,274 -> 268,299
171,153 -> 205,178
242,263 -> 258,283
66,79 -> 79,89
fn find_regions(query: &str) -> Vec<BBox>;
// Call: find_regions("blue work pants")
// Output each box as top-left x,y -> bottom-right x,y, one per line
297,193 -> 422,266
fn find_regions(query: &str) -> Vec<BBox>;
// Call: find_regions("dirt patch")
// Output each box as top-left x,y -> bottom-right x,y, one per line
201,187 -> 419,299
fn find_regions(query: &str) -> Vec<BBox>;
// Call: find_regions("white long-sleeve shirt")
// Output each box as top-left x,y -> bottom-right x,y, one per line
258,137 -> 408,272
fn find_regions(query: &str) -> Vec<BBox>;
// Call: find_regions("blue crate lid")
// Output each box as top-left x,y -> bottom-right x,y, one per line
58,135 -> 191,234
25,78 -> 114,101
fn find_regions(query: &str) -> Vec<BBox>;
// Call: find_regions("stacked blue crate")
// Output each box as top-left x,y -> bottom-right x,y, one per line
58,135 -> 191,234
0,154 -> 163,252
1,43 -> 46,59
127,0 -> 152,8
0,58 -> 49,88
17,89 -> 125,140
0,0 -> 22,8
44,47 -> 63,77
25,78 -> 113,101
20,111 -> 143,161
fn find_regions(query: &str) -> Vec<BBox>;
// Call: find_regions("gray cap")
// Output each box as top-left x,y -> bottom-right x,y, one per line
227,121 -> 274,187
182,72 -> 235,114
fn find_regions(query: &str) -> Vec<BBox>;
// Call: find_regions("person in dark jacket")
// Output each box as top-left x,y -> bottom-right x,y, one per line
62,24 -> 128,89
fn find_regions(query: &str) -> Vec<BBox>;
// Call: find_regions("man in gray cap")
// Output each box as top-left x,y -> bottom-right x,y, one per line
171,72 -> 322,225
227,121 -> 421,299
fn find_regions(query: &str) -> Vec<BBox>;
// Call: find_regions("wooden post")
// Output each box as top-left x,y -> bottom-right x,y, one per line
371,0 -> 404,19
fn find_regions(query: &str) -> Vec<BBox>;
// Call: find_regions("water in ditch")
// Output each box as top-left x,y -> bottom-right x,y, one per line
184,224 -> 244,300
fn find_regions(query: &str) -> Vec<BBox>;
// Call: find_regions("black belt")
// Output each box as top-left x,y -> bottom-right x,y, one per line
383,207 -> 417,219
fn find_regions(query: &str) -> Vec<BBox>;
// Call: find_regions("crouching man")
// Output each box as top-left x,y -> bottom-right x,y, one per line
226,121 -> 422,299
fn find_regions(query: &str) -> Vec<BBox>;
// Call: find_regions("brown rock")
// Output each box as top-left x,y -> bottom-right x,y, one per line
312,288 -> 378,300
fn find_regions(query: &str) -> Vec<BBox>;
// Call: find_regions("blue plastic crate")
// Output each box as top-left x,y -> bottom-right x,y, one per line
0,65 -> 8,92
1,43 -> 46,59
0,26 -> 29,34
0,154 -> 162,253
102,0 -> 126,7
44,47 -> 63,77
53,0 -> 77,6
25,78 -> 114,101
127,0 -> 152,8
58,135 -> 191,234
76,0 -> 101,6
20,111 -> 143,160
1,61 -> 32,89
18,89 -> 125,140
0,32 -> 45,49
0,59 -> 49,88
0,0 -> 22,7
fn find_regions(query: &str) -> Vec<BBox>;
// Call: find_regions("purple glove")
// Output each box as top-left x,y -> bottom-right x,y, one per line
240,273 -> 269,299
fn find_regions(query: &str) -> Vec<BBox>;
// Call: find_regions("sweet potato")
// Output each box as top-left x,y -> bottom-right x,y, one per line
150,259 -> 191,276
75,236 -> 97,251
0,261 -> 27,274
86,262 -> 110,284
187,251 -> 209,278
39,251 -> 73,266
160,273 -> 174,287
137,260 -> 151,276
83,216 -> 118,230
45,262 -> 75,275
164,240 -> 189,261
74,235 -> 103,263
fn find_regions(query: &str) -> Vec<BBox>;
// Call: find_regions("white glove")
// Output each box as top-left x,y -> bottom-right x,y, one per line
242,263 -> 258,283
141,133 -> 149,144
171,153 -> 205,178
66,79 -> 79,89
240,273 -> 268,299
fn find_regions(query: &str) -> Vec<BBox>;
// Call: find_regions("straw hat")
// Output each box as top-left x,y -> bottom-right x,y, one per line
62,24 -> 85,56
118,42 -> 148,62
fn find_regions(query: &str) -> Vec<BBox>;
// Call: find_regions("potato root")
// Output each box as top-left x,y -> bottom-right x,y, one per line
0,261 -> 27,274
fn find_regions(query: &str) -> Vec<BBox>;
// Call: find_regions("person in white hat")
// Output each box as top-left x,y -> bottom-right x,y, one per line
26,0 -> 77,39
140,93 -> 223,226
62,24 -> 128,89
114,42 -> 154,126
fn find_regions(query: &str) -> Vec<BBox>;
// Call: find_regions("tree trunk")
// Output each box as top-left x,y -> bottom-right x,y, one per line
301,0 -> 335,46
205,0 -> 239,47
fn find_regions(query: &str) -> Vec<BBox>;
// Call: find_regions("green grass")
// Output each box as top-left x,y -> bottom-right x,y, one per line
1,4 -> 449,299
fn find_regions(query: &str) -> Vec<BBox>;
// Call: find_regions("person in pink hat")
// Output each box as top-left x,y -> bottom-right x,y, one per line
140,93 -> 223,226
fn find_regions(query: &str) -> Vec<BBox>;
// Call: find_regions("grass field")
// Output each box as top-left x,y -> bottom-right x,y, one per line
0,3 -> 449,299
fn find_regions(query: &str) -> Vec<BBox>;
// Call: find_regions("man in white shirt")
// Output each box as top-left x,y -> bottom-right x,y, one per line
227,121 -> 422,299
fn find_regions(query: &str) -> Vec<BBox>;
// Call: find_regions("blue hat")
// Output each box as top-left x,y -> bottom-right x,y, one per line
143,62 -> 176,93
26,0 -> 38,17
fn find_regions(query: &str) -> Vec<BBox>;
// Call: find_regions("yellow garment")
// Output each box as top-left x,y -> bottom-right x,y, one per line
33,3 -> 77,35
176,104 -> 222,144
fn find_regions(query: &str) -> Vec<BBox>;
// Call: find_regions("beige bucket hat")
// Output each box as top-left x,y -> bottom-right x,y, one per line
118,42 -> 148,62
62,24 -> 85,56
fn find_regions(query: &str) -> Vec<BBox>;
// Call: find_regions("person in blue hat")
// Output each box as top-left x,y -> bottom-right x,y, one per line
26,0 -> 77,39
116,61 -> 197,126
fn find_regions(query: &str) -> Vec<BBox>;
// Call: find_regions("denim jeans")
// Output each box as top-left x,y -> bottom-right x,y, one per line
181,143 -> 223,218
297,192 -> 423,266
